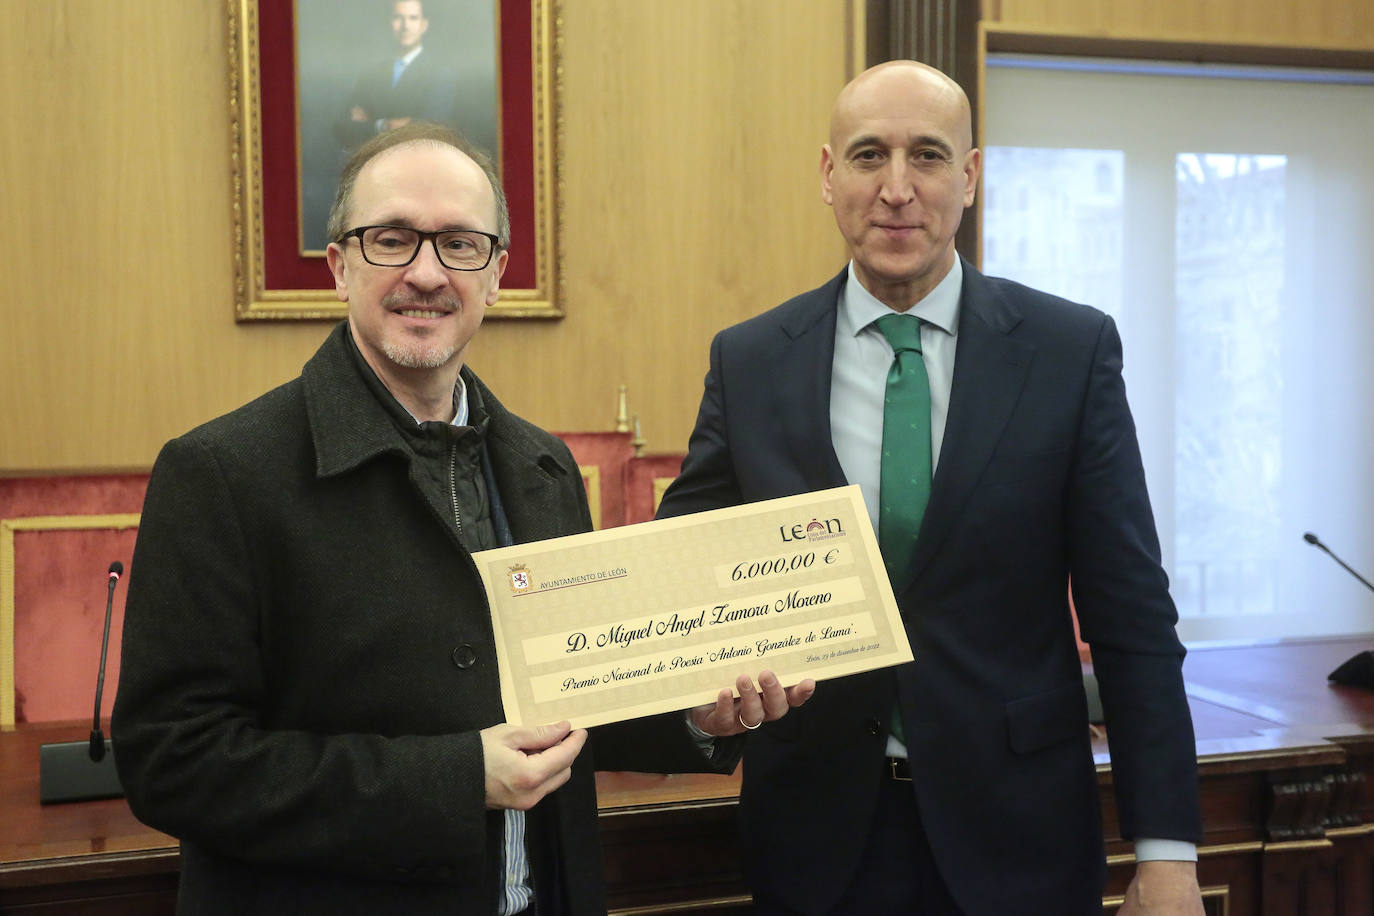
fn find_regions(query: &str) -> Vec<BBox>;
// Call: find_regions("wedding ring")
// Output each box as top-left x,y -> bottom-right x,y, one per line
738,713 -> 763,730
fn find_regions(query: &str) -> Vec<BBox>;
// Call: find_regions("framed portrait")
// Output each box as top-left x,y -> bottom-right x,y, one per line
229,0 -> 562,320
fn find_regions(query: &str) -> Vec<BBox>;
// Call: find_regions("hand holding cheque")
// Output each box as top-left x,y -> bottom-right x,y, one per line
481,670 -> 816,811
690,669 -> 817,735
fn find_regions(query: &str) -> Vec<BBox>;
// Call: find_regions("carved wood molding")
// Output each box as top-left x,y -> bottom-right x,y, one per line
862,0 -> 984,264
1266,767 -> 1368,842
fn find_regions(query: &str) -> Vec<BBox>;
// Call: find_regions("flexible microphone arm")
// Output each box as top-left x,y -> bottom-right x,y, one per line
1303,532 -> 1374,594
90,561 -> 123,762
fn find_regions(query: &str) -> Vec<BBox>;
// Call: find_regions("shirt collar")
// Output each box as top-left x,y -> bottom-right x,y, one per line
840,255 -> 963,337
395,373 -> 468,427
342,328 -> 469,428
452,374 -> 469,426
398,45 -> 423,66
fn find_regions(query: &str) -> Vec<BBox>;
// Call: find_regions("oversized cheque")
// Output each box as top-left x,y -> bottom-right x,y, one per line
472,485 -> 912,728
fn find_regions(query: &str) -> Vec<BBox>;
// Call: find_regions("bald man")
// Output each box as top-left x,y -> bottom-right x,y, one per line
657,62 -> 1203,915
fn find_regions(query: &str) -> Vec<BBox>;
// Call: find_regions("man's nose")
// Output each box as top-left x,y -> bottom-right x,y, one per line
877,161 -> 916,206
403,240 -> 450,289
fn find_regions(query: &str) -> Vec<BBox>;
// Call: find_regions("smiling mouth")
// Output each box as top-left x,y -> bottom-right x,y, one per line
396,308 -> 449,319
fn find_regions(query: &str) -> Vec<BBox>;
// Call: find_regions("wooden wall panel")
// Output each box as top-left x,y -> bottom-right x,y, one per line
0,1 -> 330,473
11,0 -> 1367,474
0,0 -> 851,473
468,0 -> 850,456
988,0 -> 1374,50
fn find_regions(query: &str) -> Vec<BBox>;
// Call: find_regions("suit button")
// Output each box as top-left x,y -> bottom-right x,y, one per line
452,644 -> 477,669
866,717 -> 882,736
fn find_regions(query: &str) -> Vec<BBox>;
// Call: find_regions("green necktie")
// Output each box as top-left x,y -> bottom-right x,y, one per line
876,313 -> 931,745
876,313 -> 932,582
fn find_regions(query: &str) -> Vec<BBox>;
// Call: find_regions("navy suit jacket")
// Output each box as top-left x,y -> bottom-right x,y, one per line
657,261 -> 1201,914
334,48 -> 462,149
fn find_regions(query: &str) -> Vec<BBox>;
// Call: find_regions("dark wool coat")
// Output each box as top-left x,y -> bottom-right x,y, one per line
114,322 -> 734,915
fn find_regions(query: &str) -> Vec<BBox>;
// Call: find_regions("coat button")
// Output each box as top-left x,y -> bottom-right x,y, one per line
452,644 -> 477,669
866,717 -> 882,736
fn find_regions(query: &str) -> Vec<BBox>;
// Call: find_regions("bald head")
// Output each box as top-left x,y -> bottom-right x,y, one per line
830,61 -> 973,153
819,59 -> 980,309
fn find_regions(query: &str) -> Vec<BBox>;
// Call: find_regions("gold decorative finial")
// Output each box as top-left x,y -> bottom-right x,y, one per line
631,415 -> 647,457
614,384 -> 631,433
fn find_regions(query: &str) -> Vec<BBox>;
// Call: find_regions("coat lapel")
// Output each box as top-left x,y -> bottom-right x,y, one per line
904,261 -> 1034,589
776,271 -> 850,492
303,322 -> 412,479
472,374 -> 583,545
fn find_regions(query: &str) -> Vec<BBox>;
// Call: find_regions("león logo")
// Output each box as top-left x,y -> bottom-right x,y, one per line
509,563 -> 532,593
779,516 -> 845,543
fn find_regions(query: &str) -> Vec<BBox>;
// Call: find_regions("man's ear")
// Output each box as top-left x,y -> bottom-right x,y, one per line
820,144 -> 836,206
484,248 -> 510,307
326,243 -> 349,303
962,147 -> 982,208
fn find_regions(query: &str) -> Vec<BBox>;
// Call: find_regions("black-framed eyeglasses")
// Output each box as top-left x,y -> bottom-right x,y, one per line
336,225 -> 501,271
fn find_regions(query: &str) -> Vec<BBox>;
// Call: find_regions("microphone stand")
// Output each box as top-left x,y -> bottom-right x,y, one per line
38,563 -> 126,804
1304,532 -> 1374,593
1304,533 -> 1374,690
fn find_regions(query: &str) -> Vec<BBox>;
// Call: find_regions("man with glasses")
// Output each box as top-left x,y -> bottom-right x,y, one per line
113,122 -> 811,916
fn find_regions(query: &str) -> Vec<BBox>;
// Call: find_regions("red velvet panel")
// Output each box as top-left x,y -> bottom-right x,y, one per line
0,474 -> 148,518
624,454 -> 683,525
2,474 -> 149,724
554,432 -> 635,530
13,527 -> 138,724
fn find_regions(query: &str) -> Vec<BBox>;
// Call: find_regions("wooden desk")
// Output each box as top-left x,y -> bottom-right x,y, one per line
4,638 -> 1372,915
0,721 -> 177,914
1153,638 -> 1374,916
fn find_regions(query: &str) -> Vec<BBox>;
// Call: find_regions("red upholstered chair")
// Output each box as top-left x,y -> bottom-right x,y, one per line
552,431 -> 635,530
624,453 -> 684,526
0,475 -> 147,726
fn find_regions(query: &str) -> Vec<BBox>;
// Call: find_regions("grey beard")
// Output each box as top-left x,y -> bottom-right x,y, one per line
379,289 -> 464,369
381,337 -> 457,369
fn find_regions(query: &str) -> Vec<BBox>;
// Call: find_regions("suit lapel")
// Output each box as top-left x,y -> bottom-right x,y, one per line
903,261 -> 1034,590
776,272 -> 849,492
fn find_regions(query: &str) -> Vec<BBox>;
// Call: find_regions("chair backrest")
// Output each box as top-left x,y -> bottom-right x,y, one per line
1,514 -> 140,727
554,430 -> 637,529
624,453 -> 684,525
0,474 -> 147,727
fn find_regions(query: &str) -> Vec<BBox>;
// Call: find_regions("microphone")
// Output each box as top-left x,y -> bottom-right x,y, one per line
38,561 -> 127,803
1304,533 -> 1374,690
88,561 -> 123,762
1303,532 -> 1374,593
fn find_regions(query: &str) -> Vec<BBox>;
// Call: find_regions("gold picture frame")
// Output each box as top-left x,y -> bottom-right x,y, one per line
228,0 -> 563,321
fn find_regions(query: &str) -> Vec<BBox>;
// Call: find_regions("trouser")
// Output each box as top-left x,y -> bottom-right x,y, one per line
751,760 -> 965,915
